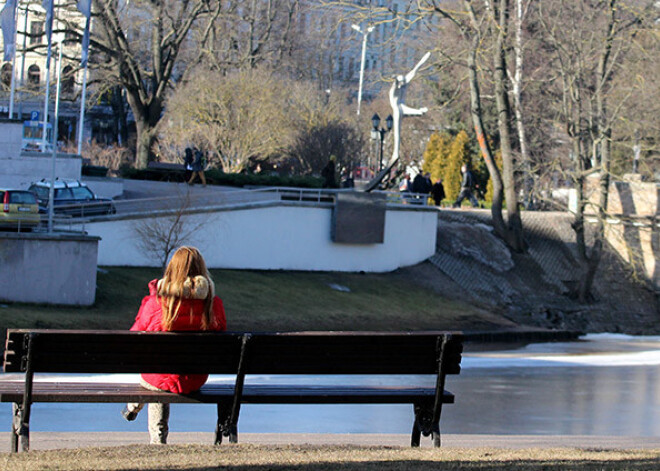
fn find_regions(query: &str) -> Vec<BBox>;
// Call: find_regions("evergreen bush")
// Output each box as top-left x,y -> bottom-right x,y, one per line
443,130 -> 472,201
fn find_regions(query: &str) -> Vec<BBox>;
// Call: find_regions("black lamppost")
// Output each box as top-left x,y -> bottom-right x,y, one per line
371,113 -> 393,172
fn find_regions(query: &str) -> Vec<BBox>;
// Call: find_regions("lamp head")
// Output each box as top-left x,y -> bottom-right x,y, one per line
371,113 -> 381,130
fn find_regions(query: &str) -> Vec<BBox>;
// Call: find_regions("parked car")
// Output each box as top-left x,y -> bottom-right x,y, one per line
28,179 -> 116,217
0,189 -> 41,231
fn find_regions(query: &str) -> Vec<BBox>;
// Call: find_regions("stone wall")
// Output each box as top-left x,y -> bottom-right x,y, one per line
0,119 -> 22,158
580,175 -> 659,289
0,233 -> 100,305
605,177 -> 659,289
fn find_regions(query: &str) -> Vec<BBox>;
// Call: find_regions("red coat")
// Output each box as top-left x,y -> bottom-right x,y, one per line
130,278 -> 227,394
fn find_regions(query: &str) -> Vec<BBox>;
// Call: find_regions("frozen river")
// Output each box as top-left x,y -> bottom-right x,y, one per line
2,333 -> 660,437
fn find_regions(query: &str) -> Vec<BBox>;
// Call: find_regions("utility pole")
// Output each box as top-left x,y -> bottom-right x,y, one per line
351,23 -> 373,116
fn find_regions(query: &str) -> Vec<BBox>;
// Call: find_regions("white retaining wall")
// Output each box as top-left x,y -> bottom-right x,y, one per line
82,203 -> 437,272
0,154 -> 82,189
0,233 -> 99,305
0,120 -> 22,159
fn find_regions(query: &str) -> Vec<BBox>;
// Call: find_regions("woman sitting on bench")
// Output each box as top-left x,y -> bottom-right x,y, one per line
122,246 -> 227,444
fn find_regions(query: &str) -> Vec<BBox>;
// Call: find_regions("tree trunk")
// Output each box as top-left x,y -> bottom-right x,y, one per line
110,86 -> 128,146
575,0 -> 616,302
493,0 -> 525,252
466,34 -> 508,240
126,87 -> 163,168
511,0 -> 533,208
134,120 -> 157,169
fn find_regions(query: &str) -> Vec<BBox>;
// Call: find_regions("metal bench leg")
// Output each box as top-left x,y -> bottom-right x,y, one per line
12,401 -> 31,452
411,416 -> 421,447
11,403 -> 20,453
18,332 -> 36,452
413,402 -> 440,448
215,402 -> 237,445
228,425 -> 238,443
432,423 -> 441,448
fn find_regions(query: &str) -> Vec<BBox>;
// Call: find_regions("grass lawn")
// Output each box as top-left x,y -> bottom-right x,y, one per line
0,266 -> 502,333
3,444 -> 660,471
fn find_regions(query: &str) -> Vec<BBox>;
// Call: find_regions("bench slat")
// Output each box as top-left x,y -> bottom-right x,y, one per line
4,330 -> 463,375
0,381 -> 454,405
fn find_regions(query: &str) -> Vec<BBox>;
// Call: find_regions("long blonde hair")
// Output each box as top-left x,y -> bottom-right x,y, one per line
157,246 -> 215,331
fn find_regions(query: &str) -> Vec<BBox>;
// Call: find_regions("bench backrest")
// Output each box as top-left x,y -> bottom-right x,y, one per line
4,330 -> 463,376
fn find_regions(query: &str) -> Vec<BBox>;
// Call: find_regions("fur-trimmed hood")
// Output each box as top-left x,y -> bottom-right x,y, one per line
152,275 -> 215,300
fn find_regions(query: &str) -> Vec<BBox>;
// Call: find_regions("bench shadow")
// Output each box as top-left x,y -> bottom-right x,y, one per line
132,458 -> 660,471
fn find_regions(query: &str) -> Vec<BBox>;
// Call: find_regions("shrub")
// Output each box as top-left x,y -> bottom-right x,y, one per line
120,166 -> 323,189
422,132 -> 452,183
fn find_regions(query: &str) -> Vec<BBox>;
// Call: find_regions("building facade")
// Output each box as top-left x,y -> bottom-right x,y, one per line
0,0 -> 114,150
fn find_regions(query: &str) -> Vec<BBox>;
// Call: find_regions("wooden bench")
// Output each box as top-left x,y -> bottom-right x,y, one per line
145,161 -> 187,181
1,329 -> 463,452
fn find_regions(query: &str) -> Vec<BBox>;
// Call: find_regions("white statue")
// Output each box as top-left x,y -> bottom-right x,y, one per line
364,52 -> 430,192
388,51 -> 430,164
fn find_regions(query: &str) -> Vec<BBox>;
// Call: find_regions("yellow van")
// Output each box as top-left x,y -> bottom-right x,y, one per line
0,189 -> 41,231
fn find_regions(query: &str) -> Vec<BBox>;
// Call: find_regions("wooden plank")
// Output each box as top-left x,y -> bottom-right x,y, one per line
0,381 -> 454,405
3,330 -> 462,376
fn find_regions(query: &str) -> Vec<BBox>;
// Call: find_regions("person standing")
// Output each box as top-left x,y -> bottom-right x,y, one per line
321,156 -> 337,188
188,148 -> 207,186
399,174 -> 412,192
122,246 -> 227,444
453,164 -> 479,208
411,171 -> 432,204
183,147 -> 194,182
431,178 -> 446,206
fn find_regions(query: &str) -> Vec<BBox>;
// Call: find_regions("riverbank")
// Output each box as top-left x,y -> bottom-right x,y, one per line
3,439 -> 659,471
431,211 -> 660,335
1,243 -> 657,337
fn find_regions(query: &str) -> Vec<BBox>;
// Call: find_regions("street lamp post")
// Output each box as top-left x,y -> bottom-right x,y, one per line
352,23 -> 373,116
371,113 -> 393,172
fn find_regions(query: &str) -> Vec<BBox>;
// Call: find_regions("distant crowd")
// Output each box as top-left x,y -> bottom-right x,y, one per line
399,164 -> 481,208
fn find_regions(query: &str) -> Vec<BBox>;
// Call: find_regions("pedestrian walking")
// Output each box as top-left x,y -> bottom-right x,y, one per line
188,148 -> 207,186
183,147 -> 194,182
453,165 -> 479,208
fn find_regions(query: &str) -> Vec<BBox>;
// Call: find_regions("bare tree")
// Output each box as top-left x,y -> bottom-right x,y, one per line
537,0 -> 657,301
192,0 -> 300,73
508,0 -> 533,207
132,190 -> 208,269
289,120 -> 364,175
160,67 -> 292,173
90,0 -> 220,168
422,0 -> 525,252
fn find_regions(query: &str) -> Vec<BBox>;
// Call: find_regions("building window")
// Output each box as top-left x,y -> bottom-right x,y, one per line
62,65 -> 74,94
1,63 -> 12,88
64,30 -> 77,44
30,21 -> 44,45
27,64 -> 40,88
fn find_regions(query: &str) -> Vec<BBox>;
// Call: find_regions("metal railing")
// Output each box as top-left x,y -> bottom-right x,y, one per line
15,186 -> 430,234
0,215 -> 41,233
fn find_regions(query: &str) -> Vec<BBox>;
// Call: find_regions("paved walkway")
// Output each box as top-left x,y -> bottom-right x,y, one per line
2,433 -> 659,451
